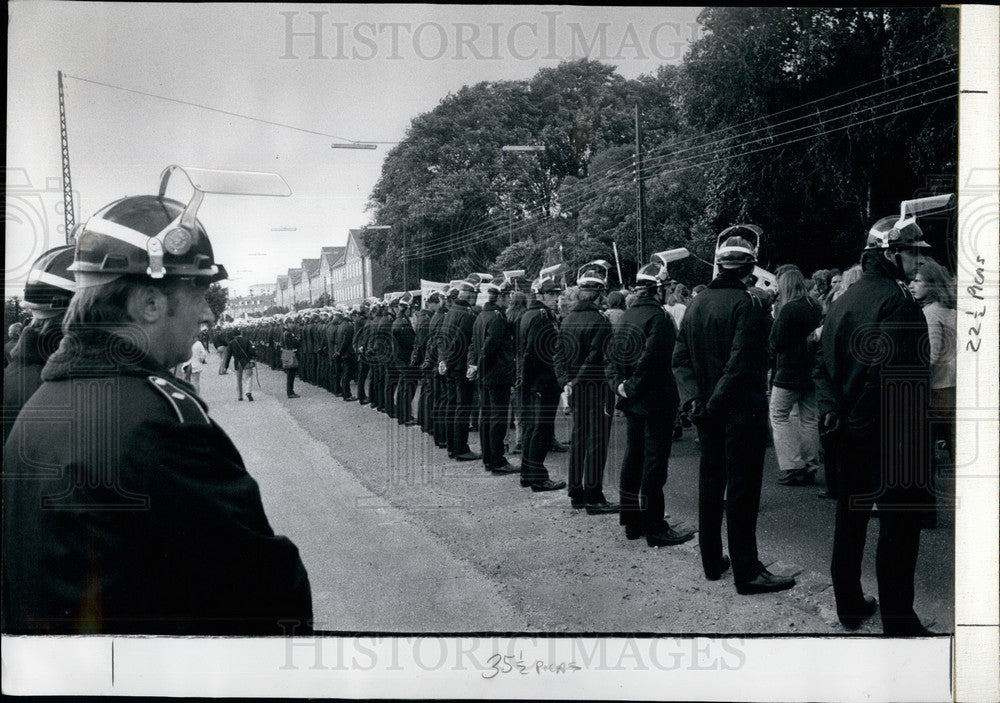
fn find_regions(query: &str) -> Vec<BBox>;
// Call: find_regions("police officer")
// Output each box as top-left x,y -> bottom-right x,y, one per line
412,291 -> 438,433
438,279 -> 480,461
393,293 -> 418,424
426,289 -> 451,445
2,246 -> 75,444
325,309 -> 341,394
562,261 -> 618,513
469,277 -> 516,473
607,258 -> 693,545
368,303 -> 389,413
354,303 -> 373,404
2,171 -> 312,634
337,307 -> 358,400
673,231 -> 795,593
516,274 -> 567,492
814,213 -> 934,635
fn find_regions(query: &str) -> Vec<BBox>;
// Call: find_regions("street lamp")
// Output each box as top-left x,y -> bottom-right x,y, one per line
331,143 -> 378,150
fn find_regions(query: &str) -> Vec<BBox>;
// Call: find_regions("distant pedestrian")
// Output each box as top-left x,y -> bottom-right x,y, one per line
187,337 -> 209,395
229,328 -> 255,401
281,319 -> 302,398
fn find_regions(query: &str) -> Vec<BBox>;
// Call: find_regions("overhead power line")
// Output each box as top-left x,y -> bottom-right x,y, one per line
61,73 -> 398,144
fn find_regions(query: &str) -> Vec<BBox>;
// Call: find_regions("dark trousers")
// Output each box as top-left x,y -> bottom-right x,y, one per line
521,388 -> 558,482
695,413 -> 767,584
831,440 -> 925,635
480,383 -> 511,469
569,382 -> 614,503
285,367 -> 298,396
619,409 -> 673,528
371,364 -> 384,410
445,375 -> 475,455
417,371 -> 433,432
340,355 -> 356,398
329,356 -> 340,393
395,367 -> 416,423
384,366 -> 399,417
356,359 -> 370,402
432,373 -> 448,445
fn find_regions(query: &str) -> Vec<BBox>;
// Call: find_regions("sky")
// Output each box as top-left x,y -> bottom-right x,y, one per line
6,3 -> 704,297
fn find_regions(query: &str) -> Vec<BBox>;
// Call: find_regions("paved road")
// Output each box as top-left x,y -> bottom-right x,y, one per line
200,352 -> 954,634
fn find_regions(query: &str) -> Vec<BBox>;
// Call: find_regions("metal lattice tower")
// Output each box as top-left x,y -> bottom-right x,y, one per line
58,71 -> 75,245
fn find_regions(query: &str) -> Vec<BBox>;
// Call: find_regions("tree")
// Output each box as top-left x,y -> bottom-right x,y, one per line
205,284 -> 228,321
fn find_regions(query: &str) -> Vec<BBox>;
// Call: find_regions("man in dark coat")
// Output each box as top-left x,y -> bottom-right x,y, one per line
469,280 -> 516,473
3,189 -> 312,635
337,309 -> 357,400
814,215 -> 934,635
412,292 -> 439,433
608,262 -> 692,544
562,263 -> 618,513
326,311 -> 341,394
516,276 -> 567,492
426,292 -> 450,445
673,232 -> 795,594
354,306 -> 373,404
2,245 -> 75,444
437,279 -> 480,461
392,293 -> 418,424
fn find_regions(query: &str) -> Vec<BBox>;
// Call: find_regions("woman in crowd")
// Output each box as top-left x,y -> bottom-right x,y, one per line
663,283 -> 690,330
769,268 -> 824,487
187,336 -> 209,395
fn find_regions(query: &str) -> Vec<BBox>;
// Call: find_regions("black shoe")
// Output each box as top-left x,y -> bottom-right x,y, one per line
817,491 -> 837,500
238,396 -> 243,401
455,451 -> 481,461
358,399 -> 369,405
344,396 -> 357,402
585,501 -> 621,515
490,462 -> 519,475
287,393 -> 301,399
778,469 -> 816,486
624,524 -> 645,540
550,439 -> 568,453
705,555 -> 731,581
838,595 -> 878,630
646,525 -> 695,547
672,425 -> 683,440
246,393 -> 254,402
436,442 -> 448,449
735,567 -> 796,595
404,419 -> 419,426
531,479 -> 567,492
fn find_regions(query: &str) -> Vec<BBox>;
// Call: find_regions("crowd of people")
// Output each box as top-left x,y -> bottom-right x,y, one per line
2,167 -> 954,636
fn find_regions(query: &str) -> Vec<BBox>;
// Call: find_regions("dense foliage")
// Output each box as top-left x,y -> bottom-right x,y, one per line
367,8 -> 958,287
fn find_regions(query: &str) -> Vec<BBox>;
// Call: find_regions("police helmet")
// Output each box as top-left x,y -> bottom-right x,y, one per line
865,215 -> 931,251
24,245 -> 76,312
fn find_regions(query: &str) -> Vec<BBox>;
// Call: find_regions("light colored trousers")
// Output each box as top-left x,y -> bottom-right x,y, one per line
769,386 -> 820,474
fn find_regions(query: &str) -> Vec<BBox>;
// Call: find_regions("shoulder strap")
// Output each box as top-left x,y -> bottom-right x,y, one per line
147,375 -> 211,425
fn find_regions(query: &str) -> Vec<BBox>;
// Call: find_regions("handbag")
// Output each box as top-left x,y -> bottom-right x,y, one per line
281,348 -> 299,369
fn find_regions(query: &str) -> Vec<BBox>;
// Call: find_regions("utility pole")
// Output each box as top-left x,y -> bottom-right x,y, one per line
58,71 -> 75,245
634,104 -> 646,263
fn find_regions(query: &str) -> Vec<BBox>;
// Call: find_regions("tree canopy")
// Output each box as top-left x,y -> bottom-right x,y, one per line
367,8 -> 957,288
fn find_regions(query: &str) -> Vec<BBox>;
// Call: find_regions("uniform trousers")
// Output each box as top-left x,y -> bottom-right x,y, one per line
445,375 -> 474,455
417,371 -> 433,432
339,355 -> 356,398
395,367 -> 416,423
329,356 -> 340,393
356,359 -> 370,403
619,409 -> 673,528
285,367 -> 298,397
384,366 -> 399,417
695,411 -> 767,584
521,388 -> 558,483
568,382 -> 614,503
432,373 -> 448,444
479,383 -> 511,469
370,364 -> 384,411
831,436 -> 926,635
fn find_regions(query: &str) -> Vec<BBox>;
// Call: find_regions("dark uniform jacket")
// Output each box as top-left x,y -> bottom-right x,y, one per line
369,313 -> 394,366
438,300 -> 475,378
392,314 -> 416,369
229,333 -> 254,369
606,296 -> 677,416
2,328 -> 313,635
354,318 -> 371,357
2,324 -> 63,444
423,308 -> 446,370
518,300 -> 562,395
561,299 -> 612,386
813,263 -> 931,443
672,276 -> 771,419
470,301 -> 514,386
410,310 -> 431,367
335,319 -> 355,358
769,295 -> 823,391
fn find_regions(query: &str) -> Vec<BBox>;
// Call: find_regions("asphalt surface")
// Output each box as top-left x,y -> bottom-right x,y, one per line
201,352 -> 954,635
